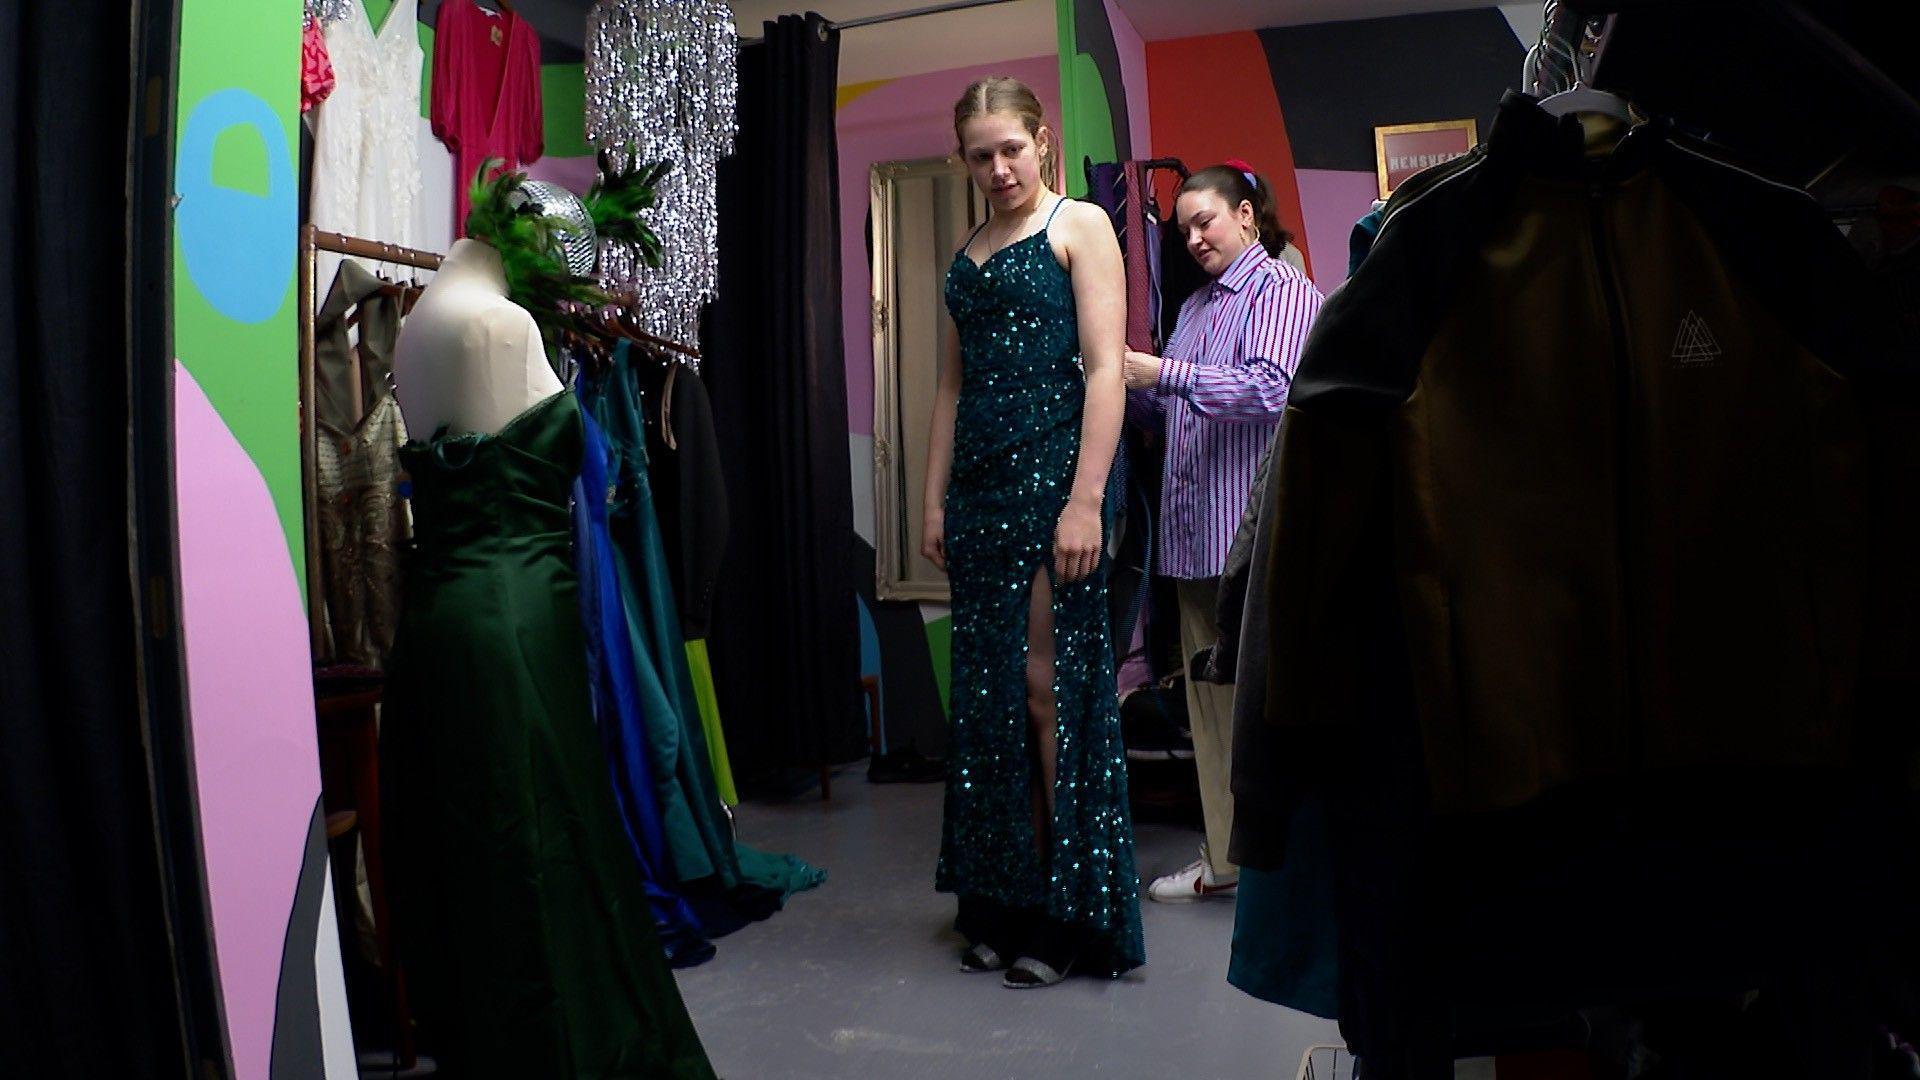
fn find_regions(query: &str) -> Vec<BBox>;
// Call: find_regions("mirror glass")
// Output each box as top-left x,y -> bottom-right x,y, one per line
870,156 -> 986,603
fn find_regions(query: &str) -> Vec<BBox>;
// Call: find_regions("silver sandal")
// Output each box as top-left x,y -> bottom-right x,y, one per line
960,942 -> 1008,973
1001,955 -> 1071,989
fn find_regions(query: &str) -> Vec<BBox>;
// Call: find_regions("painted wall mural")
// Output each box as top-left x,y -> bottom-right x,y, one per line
172,0 -> 354,1075
166,7 -> 648,1071
1145,8 -> 1528,291
1145,31 -> 1316,280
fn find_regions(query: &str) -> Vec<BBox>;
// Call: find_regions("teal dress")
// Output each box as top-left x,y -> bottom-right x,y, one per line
935,201 -> 1146,975
382,391 -> 715,1078
580,343 -> 826,918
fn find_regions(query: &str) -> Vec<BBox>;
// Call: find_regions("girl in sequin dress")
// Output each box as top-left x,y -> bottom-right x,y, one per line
920,77 -> 1143,988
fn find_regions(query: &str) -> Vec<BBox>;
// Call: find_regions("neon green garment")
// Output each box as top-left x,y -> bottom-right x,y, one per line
684,639 -> 738,806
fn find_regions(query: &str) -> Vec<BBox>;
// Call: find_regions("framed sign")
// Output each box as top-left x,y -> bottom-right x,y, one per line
1374,119 -> 1479,199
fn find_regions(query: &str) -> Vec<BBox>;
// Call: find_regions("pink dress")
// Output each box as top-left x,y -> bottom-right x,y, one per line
301,18 -> 336,113
431,0 -> 543,237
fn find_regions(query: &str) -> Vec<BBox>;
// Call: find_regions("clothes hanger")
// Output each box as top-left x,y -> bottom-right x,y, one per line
1535,10 -> 1635,121
659,362 -> 678,451
1538,81 -> 1635,121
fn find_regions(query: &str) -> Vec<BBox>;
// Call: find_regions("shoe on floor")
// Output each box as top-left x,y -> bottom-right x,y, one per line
1001,955 -> 1071,989
1146,850 -> 1237,903
867,742 -> 946,784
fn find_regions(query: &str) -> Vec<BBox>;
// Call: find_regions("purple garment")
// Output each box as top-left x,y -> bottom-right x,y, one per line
1129,243 -> 1323,580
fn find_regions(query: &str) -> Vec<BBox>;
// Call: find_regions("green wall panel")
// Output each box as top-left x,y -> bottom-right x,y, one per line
541,63 -> 591,159
924,615 -> 954,719
175,0 -> 306,578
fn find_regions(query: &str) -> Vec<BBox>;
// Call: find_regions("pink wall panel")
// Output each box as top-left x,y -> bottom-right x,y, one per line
174,362 -> 326,1080
524,153 -> 600,195
1294,168 -> 1381,291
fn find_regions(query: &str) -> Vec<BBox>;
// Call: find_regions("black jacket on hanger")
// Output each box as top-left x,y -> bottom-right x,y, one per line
1241,91 -> 1918,1075
1257,91 -> 1914,811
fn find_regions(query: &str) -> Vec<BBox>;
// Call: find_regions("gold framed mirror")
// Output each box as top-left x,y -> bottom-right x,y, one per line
870,156 -> 987,603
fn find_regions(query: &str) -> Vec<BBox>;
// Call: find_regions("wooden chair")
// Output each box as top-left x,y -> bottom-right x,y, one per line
816,675 -> 883,802
314,678 -> 414,1068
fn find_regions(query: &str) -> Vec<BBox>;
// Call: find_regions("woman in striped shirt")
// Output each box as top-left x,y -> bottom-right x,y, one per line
1123,163 -> 1324,905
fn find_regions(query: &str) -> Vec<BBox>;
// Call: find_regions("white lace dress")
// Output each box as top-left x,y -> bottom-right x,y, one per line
309,0 -> 424,286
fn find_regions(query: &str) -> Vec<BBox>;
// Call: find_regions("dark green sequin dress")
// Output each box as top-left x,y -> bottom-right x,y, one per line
935,203 -> 1145,975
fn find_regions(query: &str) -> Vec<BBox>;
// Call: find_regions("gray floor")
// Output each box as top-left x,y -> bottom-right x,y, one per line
674,774 -> 1342,1080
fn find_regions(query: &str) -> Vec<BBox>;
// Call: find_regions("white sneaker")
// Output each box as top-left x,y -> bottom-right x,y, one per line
1146,850 -> 1238,903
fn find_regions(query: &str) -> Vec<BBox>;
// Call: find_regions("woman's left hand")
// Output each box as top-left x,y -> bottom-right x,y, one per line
1054,498 -> 1103,584
1123,350 -> 1162,390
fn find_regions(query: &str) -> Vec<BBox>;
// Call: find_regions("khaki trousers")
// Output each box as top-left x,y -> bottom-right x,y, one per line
1176,577 -> 1237,878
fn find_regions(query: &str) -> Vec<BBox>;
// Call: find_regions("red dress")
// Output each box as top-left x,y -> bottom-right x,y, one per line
431,0 -> 543,236
300,18 -> 336,113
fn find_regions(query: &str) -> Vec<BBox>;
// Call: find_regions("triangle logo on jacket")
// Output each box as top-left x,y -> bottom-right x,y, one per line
1671,310 -> 1723,366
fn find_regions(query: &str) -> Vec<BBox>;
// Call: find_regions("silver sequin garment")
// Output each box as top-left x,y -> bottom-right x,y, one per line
584,0 -> 738,352
307,0 -> 354,24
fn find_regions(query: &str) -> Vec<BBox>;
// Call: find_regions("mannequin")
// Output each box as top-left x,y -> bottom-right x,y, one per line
393,237 -> 562,436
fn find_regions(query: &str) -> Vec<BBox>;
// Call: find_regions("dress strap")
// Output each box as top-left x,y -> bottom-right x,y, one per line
958,220 -> 989,258
1041,196 -> 1069,231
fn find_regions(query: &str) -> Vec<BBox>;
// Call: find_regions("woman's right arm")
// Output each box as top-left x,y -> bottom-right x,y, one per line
920,317 -> 964,572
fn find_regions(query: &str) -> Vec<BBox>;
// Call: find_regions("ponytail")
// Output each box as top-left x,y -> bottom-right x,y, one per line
1035,130 -> 1061,192
1179,162 -> 1293,259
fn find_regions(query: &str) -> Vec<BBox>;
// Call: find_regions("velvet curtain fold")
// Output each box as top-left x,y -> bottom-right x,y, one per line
0,2 -> 204,1075
702,13 -> 866,790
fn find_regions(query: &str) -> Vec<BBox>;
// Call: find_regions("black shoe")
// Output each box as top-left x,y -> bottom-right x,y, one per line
956,895 -> 1035,973
1002,919 -> 1088,989
867,742 -> 946,783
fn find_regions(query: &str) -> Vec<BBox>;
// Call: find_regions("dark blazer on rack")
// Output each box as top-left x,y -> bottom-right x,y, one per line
644,360 -> 730,641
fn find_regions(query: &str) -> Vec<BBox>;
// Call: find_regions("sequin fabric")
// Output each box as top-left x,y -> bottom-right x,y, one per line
934,215 -> 1145,976
306,0 -> 353,25
584,0 -> 737,354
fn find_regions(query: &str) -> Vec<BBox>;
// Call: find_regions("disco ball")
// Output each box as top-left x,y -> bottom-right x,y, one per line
510,179 -> 598,277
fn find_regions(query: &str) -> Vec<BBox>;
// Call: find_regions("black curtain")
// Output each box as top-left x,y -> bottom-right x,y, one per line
702,13 -> 865,790
0,2 -> 211,1077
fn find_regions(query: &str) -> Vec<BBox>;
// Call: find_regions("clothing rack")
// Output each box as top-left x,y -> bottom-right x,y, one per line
834,0 -> 1020,32
298,225 -> 445,654
586,292 -> 703,363
739,0 -> 1021,43
296,227 -> 702,650
1525,0 -> 1581,95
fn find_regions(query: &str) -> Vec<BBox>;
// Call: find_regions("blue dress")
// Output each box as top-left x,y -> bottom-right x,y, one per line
572,408 -> 716,968
582,343 -> 826,931
934,201 -> 1146,975
1228,795 -> 1339,1018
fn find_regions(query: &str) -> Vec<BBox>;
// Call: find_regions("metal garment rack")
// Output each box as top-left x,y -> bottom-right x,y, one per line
297,225 -> 446,654
295,226 -> 700,649
739,0 -> 1023,42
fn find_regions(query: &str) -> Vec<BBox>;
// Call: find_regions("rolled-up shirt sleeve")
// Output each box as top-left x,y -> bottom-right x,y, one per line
1159,279 -> 1322,423
1126,386 -> 1165,428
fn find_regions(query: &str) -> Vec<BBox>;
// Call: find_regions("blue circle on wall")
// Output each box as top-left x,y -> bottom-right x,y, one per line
177,88 -> 295,324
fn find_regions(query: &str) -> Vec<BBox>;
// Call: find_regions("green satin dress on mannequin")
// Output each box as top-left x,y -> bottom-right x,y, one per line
382,390 -> 716,1078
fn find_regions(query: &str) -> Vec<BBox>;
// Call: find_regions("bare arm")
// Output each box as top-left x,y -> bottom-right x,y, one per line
1055,199 -> 1126,584
919,316 -> 964,572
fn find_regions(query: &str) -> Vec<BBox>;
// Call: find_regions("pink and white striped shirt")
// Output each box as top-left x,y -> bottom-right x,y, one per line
1131,243 -> 1323,579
